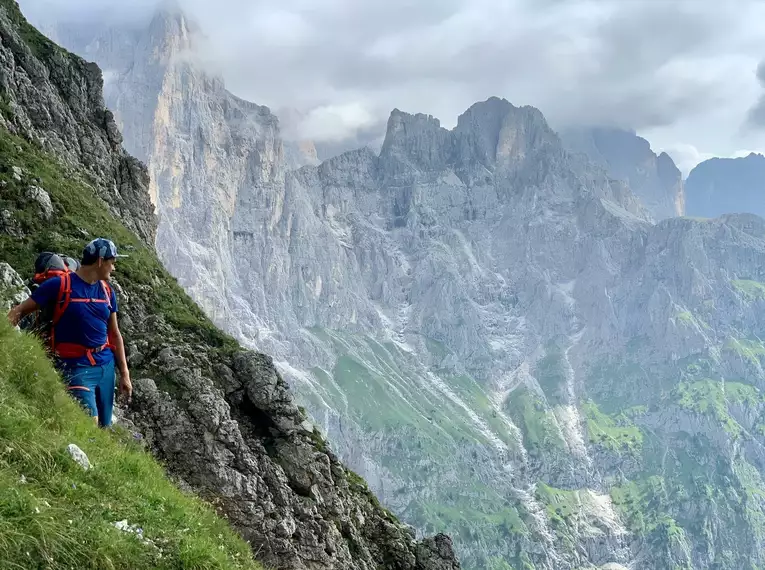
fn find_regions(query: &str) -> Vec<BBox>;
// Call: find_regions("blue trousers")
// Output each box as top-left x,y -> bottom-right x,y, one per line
61,360 -> 116,428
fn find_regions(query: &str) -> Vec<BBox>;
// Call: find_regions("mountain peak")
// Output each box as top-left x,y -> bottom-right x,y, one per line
148,3 -> 189,35
686,152 -> 765,219
379,108 -> 451,170
386,108 -> 443,132
139,4 -> 206,68
378,98 -> 563,178
454,97 -> 557,170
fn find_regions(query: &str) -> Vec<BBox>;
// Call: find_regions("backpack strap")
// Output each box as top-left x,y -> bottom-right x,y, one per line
99,280 -> 117,350
55,342 -> 110,365
100,281 -> 113,311
50,273 -> 72,350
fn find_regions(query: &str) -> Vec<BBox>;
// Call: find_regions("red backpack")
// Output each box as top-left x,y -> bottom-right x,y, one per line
25,252 -> 116,365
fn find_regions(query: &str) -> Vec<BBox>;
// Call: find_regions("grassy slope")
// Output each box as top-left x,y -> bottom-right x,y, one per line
0,318 -> 261,570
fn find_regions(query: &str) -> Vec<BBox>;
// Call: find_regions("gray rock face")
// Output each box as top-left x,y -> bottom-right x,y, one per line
25,185 -> 53,219
45,7 -> 765,570
51,9 -> 287,329
559,126 -> 684,220
685,152 -> 765,219
0,261 -> 28,311
125,346 -> 457,570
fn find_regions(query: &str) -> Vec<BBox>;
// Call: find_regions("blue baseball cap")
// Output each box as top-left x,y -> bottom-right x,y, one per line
81,238 -> 127,265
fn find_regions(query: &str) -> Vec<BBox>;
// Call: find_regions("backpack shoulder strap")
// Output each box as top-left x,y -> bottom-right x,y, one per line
100,280 -> 117,350
49,273 -> 71,350
100,280 -> 113,310
52,273 -> 71,326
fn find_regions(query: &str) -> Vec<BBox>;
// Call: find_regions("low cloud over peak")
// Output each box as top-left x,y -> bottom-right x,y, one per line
18,0 -> 765,163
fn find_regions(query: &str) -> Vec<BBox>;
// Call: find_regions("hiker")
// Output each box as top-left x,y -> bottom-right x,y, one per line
7,238 -> 132,428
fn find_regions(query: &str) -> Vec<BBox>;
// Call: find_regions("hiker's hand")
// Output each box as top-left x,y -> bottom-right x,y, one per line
7,298 -> 39,327
118,370 -> 133,404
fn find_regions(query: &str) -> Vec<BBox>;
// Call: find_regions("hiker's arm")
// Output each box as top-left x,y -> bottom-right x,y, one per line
7,297 -> 39,327
108,313 -> 132,398
8,277 -> 59,327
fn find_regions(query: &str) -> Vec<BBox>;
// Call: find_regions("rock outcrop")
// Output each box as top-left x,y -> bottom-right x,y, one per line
0,2 -> 460,569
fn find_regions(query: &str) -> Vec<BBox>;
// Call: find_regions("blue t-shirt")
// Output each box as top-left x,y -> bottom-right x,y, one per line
31,273 -> 118,367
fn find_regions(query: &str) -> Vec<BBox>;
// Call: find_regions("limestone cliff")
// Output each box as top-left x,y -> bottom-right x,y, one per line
43,6 -> 765,570
0,3 -> 460,569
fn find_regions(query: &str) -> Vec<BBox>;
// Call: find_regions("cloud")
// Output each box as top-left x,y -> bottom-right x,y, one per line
283,103 -> 379,143
745,60 -> 765,128
16,0 -> 765,156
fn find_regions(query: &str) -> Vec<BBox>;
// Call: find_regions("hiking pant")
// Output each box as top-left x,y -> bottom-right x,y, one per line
61,360 -> 116,428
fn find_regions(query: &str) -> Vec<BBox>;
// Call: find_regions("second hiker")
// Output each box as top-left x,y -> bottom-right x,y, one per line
7,238 -> 132,428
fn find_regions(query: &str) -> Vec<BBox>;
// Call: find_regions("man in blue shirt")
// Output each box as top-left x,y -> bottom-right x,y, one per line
8,238 -> 132,428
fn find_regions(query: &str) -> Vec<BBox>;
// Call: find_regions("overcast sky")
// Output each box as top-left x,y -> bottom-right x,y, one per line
18,0 -> 765,175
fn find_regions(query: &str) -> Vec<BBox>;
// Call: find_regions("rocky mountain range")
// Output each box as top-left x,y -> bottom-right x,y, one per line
32,5 -> 765,570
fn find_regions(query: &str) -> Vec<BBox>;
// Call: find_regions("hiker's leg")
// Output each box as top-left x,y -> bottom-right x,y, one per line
64,365 -> 99,422
94,360 -> 116,428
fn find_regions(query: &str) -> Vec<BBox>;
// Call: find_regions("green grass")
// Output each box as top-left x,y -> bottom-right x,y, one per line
440,372 -> 519,448
404,483 -> 529,543
485,557 -> 516,570
582,400 -> 643,456
504,388 -> 564,454
608,446 -> 765,569
675,310 -> 710,331
0,17 -> 265,564
302,328 -> 535,568
673,379 -> 762,436
610,477 -> 672,535
308,327 -> 502,448
723,338 -> 765,367
0,319 -> 261,570
534,484 -> 581,525
676,311 -> 694,324
0,0 -> 72,60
